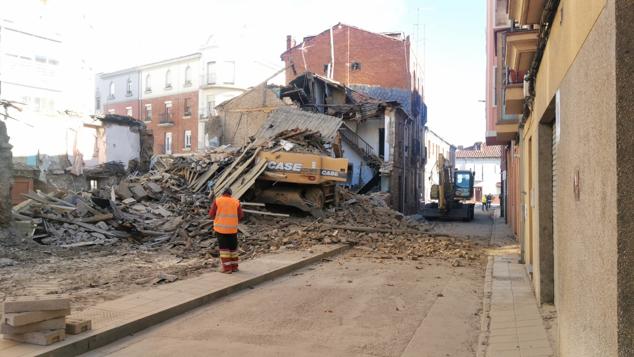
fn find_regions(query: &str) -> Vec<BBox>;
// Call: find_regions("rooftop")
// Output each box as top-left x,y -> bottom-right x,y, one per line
456,142 -> 502,158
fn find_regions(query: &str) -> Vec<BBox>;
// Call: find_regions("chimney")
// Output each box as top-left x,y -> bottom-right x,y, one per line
286,35 -> 293,50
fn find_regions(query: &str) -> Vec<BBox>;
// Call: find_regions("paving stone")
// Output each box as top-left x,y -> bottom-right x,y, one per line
65,318 -> 92,335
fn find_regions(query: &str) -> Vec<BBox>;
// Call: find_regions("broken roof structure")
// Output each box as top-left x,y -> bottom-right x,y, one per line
255,107 -> 342,143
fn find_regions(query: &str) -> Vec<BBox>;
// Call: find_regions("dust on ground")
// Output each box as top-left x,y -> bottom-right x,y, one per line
86,250 -> 486,357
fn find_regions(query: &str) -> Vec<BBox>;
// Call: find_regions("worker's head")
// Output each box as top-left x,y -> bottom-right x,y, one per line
223,188 -> 233,196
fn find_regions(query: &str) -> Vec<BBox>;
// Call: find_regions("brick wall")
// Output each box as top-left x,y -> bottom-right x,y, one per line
103,100 -> 142,120
140,92 -> 198,154
282,24 -> 412,90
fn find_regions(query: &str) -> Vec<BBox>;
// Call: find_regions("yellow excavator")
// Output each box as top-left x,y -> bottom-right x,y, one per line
253,151 -> 348,215
422,154 -> 475,221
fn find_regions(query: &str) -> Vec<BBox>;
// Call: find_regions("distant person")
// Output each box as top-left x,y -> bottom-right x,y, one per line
209,188 -> 244,273
482,194 -> 487,211
486,194 -> 492,210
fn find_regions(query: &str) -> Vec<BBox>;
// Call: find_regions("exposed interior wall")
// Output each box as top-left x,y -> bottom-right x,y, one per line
216,85 -> 286,147
0,120 -> 13,227
104,124 -> 141,169
549,2 -> 618,355
341,141 -> 374,187
615,0 -> 634,354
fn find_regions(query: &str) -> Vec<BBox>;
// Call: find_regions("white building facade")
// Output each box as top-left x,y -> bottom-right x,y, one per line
424,127 -> 456,202
0,1 -> 93,114
455,143 -> 502,202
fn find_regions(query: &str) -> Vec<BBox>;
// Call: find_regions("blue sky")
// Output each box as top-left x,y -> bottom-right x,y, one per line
16,0 -> 487,146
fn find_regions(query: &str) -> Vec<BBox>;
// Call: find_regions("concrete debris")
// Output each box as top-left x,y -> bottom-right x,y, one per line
0,296 -> 80,346
0,258 -> 17,268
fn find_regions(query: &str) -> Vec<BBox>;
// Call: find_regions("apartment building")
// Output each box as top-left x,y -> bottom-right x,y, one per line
486,0 -> 633,355
139,54 -> 200,155
281,24 -> 427,210
0,2 -> 93,114
96,35 -> 274,154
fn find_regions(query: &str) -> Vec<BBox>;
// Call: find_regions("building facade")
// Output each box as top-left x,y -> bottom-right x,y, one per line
487,0 -> 633,355
96,36 -> 276,155
281,24 -> 427,211
455,143 -> 501,203
0,1 -> 93,114
424,127 -> 455,202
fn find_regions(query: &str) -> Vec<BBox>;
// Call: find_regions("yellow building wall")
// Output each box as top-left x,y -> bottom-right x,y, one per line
520,0 -> 607,261
531,0 -> 607,123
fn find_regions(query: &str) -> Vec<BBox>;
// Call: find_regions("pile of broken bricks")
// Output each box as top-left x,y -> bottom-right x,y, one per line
2,296 -> 91,346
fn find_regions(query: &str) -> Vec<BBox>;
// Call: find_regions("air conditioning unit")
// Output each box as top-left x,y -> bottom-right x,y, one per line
523,77 -> 530,98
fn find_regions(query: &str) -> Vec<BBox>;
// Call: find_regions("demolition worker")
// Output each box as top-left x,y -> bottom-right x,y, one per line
209,188 -> 243,273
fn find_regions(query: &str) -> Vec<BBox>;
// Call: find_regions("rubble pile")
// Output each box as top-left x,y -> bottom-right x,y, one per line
10,131 -> 333,248
10,129 -> 481,264
237,193 -> 480,263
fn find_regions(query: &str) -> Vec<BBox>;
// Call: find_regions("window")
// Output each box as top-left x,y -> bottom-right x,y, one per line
109,81 -> 115,99
126,78 -> 132,96
206,95 -> 216,116
165,69 -> 172,89
183,98 -> 192,117
351,62 -> 361,70
95,92 -> 101,110
207,61 -> 216,84
162,101 -> 173,122
323,64 -> 330,75
145,74 -> 152,92
144,104 -> 152,122
164,132 -> 172,154
223,61 -> 235,84
126,106 -> 132,116
184,130 -> 192,149
184,66 -> 192,86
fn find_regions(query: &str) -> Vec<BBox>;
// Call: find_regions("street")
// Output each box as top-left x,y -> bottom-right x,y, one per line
86,210 -> 496,357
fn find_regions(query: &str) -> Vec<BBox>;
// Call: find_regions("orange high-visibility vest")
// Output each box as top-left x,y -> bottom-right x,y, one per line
213,196 -> 240,234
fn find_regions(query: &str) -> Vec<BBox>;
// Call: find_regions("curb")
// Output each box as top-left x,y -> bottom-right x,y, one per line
34,244 -> 350,357
476,255 -> 494,357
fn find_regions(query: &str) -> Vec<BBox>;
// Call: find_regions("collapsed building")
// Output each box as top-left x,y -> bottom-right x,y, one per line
5,109 -> 153,205
213,73 -> 424,214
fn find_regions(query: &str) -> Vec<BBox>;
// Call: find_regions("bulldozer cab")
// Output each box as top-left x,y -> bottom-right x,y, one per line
453,171 -> 474,200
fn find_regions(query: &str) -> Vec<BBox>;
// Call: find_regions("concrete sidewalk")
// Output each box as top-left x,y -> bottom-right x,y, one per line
0,245 -> 348,357
480,215 -> 554,357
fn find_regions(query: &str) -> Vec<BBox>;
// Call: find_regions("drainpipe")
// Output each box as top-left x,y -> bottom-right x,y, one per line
329,26 -> 335,79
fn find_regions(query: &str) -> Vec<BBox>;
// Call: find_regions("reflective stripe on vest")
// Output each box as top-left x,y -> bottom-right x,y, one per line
213,196 -> 240,234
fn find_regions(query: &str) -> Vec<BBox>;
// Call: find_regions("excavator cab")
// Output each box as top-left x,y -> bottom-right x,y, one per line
453,171 -> 474,200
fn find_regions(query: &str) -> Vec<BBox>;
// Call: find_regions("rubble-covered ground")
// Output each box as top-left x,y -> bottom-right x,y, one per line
3,140 -> 486,311
0,192 -> 487,311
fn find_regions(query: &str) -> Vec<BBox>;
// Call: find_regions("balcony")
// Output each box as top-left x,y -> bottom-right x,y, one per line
509,0 -> 546,26
505,84 -> 524,115
158,112 -> 175,127
505,30 -> 538,73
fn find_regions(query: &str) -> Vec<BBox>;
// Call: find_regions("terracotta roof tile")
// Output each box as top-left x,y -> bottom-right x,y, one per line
456,144 -> 502,158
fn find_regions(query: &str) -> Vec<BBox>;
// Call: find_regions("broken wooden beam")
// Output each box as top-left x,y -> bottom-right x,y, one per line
243,209 -> 289,217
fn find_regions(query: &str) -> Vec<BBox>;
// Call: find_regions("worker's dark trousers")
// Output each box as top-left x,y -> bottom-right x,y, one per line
216,232 -> 239,272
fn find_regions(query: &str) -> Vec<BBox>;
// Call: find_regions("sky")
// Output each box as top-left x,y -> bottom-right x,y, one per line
2,0 -> 486,147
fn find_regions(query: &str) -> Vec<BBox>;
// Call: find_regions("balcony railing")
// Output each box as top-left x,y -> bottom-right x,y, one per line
339,124 -> 383,169
159,112 -> 174,126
